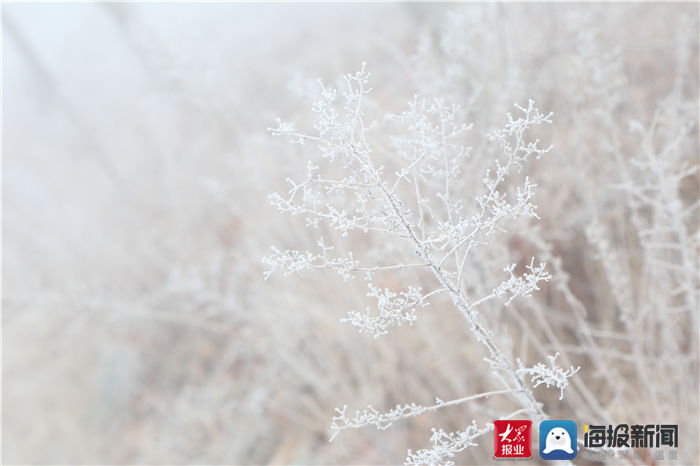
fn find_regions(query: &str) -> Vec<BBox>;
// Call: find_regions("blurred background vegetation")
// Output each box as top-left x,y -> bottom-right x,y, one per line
3,3 -> 697,464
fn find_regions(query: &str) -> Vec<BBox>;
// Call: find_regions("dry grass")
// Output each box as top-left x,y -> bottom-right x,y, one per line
3,3 -> 698,465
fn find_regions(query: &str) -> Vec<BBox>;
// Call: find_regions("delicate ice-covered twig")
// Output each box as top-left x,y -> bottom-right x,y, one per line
262,237 -> 359,281
263,237 -> 429,281
266,66 -> 561,463
404,421 -> 489,466
329,388 -> 519,441
494,258 -> 552,305
516,353 -> 581,400
404,407 -> 532,466
341,284 -> 429,338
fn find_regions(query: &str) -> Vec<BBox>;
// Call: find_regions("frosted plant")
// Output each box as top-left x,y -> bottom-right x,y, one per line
262,237 -> 359,281
515,353 -> 581,400
330,388 -> 518,441
340,284 -> 428,338
404,422 -> 492,466
494,258 -> 551,306
4,3 -> 698,465
264,65 -> 576,463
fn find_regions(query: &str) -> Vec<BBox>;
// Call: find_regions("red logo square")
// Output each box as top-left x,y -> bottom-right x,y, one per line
494,420 -> 532,458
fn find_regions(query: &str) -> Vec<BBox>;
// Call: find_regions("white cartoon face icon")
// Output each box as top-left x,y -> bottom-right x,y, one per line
543,427 -> 574,454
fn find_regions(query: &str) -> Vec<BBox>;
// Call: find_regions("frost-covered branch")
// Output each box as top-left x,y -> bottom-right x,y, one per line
404,407 -> 533,466
516,353 -> 581,400
494,258 -> 552,305
266,65 -> 561,463
263,237 -> 430,282
341,284 -> 430,338
329,388 -> 519,441
262,237 -> 359,280
405,421 -> 491,466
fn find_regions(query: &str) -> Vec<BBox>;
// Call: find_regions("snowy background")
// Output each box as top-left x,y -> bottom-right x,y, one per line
3,3 -> 698,465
